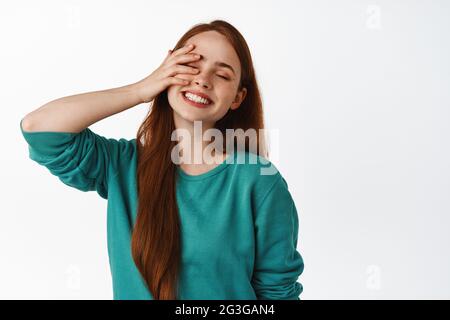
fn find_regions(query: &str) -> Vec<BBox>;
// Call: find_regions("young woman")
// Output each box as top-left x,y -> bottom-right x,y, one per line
20,20 -> 304,300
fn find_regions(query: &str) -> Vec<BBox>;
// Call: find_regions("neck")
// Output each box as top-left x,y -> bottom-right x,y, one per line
172,112 -> 223,165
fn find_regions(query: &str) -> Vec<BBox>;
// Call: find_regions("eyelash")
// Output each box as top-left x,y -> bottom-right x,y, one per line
217,75 -> 229,80
187,64 -> 229,81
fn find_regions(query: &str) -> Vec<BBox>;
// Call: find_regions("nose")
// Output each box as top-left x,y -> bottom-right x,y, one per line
193,76 -> 211,89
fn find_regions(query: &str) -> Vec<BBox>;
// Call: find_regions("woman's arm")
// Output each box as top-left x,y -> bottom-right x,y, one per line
22,44 -> 202,134
21,83 -> 143,133
251,175 -> 304,300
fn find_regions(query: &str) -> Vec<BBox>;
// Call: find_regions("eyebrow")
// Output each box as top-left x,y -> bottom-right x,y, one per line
194,53 -> 236,75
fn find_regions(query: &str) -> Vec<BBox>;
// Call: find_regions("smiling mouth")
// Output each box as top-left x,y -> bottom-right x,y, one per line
181,91 -> 213,108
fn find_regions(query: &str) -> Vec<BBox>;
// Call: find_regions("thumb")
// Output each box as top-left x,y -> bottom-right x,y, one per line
164,49 -> 173,62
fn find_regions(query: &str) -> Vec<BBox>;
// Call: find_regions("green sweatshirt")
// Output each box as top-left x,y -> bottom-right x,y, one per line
20,119 -> 304,300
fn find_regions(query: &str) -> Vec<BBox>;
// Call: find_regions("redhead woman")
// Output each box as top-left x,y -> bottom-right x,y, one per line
20,20 -> 304,300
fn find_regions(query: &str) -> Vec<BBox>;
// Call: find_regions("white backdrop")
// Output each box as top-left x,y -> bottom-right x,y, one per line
1,0 -> 449,299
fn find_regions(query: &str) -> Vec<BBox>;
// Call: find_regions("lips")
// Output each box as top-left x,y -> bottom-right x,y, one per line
181,91 -> 213,108
181,90 -> 213,103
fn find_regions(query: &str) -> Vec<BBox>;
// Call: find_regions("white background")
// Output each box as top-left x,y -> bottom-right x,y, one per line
1,0 -> 449,299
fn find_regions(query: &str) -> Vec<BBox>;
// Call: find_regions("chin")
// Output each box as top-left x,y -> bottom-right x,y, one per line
172,106 -> 209,123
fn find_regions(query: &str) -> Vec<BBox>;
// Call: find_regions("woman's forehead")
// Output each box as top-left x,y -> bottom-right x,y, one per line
184,34 -> 240,73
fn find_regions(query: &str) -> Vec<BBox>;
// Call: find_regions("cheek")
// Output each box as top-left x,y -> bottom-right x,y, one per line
167,86 -> 185,100
166,87 -> 181,109
166,86 -> 174,97
218,89 -> 238,106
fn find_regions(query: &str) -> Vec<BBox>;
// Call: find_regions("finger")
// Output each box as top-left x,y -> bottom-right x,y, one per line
167,64 -> 199,77
164,49 -> 173,62
174,52 -> 201,65
171,43 -> 196,57
167,76 -> 190,86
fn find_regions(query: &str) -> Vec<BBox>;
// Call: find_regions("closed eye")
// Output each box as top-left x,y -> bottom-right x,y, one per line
186,63 -> 230,81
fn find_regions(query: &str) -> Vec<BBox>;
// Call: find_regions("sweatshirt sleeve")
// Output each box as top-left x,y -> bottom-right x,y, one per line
251,175 -> 304,300
20,118 -> 118,199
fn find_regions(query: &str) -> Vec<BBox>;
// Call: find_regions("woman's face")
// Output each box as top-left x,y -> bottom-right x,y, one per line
167,31 -> 247,127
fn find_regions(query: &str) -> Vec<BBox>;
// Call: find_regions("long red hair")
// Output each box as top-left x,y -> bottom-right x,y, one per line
131,19 -> 267,299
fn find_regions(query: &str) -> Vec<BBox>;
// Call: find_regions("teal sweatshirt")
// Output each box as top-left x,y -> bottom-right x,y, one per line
20,119 -> 304,300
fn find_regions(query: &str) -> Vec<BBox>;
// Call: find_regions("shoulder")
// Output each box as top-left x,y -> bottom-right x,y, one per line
232,150 -> 280,177
106,137 -> 137,177
105,136 -> 136,157
230,150 -> 289,207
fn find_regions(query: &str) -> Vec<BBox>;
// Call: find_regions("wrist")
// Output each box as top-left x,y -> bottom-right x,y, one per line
131,81 -> 153,104
128,82 -> 143,104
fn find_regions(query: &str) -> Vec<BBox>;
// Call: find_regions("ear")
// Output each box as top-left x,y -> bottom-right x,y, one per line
230,87 -> 247,110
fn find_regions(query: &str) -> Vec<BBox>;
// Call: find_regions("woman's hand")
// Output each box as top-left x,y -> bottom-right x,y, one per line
134,43 -> 201,103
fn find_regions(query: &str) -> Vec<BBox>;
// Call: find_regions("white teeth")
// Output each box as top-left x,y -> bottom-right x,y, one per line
184,92 -> 211,105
